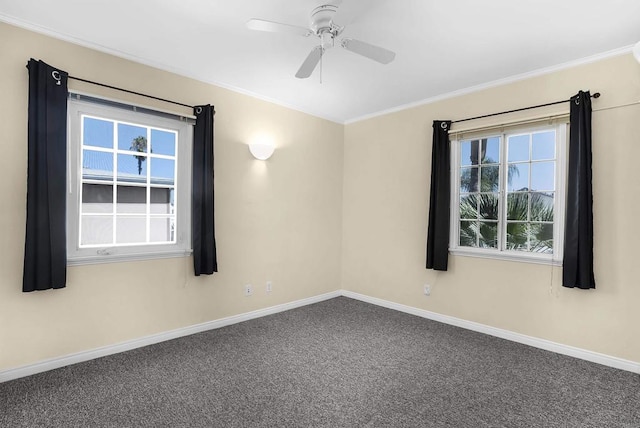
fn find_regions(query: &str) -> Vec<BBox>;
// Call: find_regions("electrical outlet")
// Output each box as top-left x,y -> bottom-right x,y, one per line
244,284 -> 253,296
423,284 -> 431,296
266,281 -> 273,293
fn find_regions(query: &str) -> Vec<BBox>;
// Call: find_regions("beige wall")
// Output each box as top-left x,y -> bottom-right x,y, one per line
342,54 -> 640,363
0,22 -> 344,371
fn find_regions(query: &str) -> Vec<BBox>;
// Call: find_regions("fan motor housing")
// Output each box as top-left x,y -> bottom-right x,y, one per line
310,4 -> 339,34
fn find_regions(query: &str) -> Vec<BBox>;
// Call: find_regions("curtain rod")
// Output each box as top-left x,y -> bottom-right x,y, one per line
451,112 -> 570,136
68,75 -> 194,109
451,92 -> 600,124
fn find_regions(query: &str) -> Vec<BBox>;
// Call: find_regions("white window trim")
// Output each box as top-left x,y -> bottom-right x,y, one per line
67,98 -> 193,266
449,121 -> 568,266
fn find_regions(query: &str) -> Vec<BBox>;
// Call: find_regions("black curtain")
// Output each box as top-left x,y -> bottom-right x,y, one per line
23,59 -> 68,292
426,120 -> 452,271
563,91 -> 595,289
192,105 -> 218,275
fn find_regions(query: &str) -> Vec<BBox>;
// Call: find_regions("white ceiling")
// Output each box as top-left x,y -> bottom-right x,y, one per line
1,0 -> 639,123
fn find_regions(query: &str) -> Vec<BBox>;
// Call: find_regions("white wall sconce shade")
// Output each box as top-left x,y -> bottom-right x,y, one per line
634,41 -> 640,63
249,143 -> 275,160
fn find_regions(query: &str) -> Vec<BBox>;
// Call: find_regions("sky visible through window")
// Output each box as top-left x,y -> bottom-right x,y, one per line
83,116 -> 176,183
460,131 -> 555,192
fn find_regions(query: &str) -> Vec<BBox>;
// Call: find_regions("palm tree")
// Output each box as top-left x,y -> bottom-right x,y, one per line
130,136 -> 147,175
459,141 -> 554,253
505,192 -> 554,253
459,191 -> 553,252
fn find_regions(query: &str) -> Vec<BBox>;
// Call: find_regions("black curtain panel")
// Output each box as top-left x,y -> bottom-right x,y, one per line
192,105 -> 218,276
426,120 -> 452,271
23,59 -> 69,292
563,91 -> 596,289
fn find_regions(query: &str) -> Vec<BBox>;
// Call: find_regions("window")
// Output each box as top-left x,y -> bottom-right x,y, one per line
450,122 -> 567,264
67,98 -> 193,264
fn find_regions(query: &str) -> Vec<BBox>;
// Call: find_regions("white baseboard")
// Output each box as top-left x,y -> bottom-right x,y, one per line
0,291 -> 341,383
2,288 -> 638,383
341,290 -> 640,375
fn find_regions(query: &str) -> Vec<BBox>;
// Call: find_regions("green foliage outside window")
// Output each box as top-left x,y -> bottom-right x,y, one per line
459,139 -> 554,253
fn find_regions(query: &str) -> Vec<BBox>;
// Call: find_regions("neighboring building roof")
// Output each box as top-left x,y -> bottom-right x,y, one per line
82,150 -> 174,186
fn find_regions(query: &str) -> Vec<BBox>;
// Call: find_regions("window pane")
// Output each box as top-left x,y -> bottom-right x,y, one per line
530,223 -> 553,253
531,192 -> 554,221
531,162 -> 555,191
460,167 -> 478,193
508,134 -> 529,162
507,163 -> 529,191
116,216 -> 146,244
69,100 -> 191,258
81,216 -> 113,246
469,140 -> 481,166
532,131 -> 555,160
82,184 -> 113,213
150,158 -> 175,186
507,193 -> 529,221
506,222 -> 529,251
117,153 -> 147,183
83,150 -> 113,181
460,195 -> 478,220
116,185 -> 147,213
453,126 -> 562,259
150,188 -> 174,214
150,217 -> 175,242
481,137 -> 500,164
479,222 -> 498,248
459,221 -> 477,247
460,141 -> 474,166
83,117 -> 113,149
118,123 -> 148,151
151,129 -> 176,156
480,166 -> 499,191
479,193 -> 499,220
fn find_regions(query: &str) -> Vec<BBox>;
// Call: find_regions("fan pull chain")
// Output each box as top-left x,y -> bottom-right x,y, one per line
320,48 -> 323,84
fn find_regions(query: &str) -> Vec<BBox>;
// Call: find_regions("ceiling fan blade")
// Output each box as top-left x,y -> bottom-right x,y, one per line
295,46 -> 323,79
246,19 -> 312,37
341,38 -> 395,64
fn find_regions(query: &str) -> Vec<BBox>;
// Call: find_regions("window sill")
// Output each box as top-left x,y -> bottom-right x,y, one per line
67,249 -> 192,266
450,248 -> 562,266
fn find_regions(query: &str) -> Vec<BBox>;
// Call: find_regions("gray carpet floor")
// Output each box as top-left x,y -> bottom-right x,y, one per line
1,297 -> 639,427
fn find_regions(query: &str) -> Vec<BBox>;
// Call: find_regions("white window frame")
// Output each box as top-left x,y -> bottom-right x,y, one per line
449,121 -> 568,265
67,97 -> 193,265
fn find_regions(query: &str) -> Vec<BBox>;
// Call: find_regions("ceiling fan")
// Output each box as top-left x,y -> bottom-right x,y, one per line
246,2 -> 396,79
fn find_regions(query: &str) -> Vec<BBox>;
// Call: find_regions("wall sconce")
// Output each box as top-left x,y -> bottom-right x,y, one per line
249,143 -> 275,160
634,41 -> 640,63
